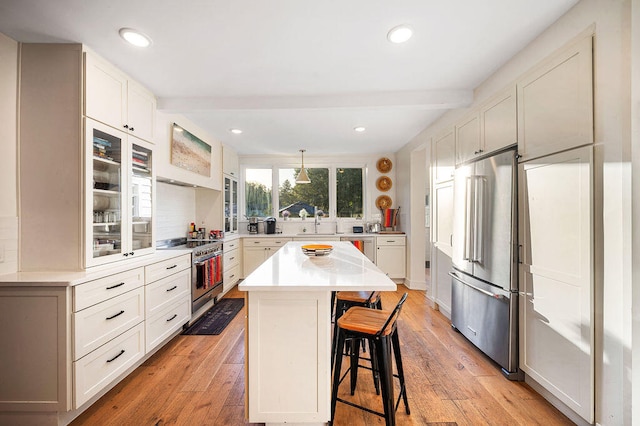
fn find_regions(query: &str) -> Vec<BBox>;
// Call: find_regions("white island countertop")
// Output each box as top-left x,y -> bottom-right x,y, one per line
239,241 -> 397,292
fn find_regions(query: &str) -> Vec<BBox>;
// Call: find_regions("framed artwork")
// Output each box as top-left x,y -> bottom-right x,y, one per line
170,123 -> 211,177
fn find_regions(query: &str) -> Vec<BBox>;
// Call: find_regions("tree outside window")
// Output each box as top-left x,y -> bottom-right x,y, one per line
279,168 -> 328,219
245,168 -> 272,217
336,168 -> 363,218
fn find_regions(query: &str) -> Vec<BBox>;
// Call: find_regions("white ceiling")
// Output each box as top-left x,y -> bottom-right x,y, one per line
0,0 -> 579,155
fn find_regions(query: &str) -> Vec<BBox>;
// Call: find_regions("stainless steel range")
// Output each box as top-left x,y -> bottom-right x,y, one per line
157,238 -> 224,313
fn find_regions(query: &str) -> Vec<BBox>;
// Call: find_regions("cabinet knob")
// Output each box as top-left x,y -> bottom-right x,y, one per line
130,127 -> 135,131
123,124 -> 129,129
130,252 -> 135,256
123,253 -> 129,257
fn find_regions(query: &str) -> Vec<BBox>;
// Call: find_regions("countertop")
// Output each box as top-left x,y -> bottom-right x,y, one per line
226,232 -> 404,240
238,241 -> 397,292
0,250 -> 189,286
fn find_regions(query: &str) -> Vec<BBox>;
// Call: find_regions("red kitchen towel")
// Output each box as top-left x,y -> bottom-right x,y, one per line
351,240 -> 364,253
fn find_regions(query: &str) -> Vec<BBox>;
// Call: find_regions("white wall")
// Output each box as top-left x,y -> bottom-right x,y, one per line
0,33 -> 18,274
395,0 -> 632,423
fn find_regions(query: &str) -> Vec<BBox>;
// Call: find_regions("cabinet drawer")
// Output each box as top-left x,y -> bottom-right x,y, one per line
244,238 -> 291,247
146,297 -> 190,352
74,287 -> 145,360
145,254 -> 191,284
376,237 -> 406,246
224,238 -> 241,252
74,267 -> 144,312
74,322 -> 144,408
224,264 -> 240,290
224,248 -> 239,268
145,268 -> 190,317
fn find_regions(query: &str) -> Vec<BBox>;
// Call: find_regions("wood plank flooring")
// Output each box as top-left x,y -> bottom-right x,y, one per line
71,283 -> 575,425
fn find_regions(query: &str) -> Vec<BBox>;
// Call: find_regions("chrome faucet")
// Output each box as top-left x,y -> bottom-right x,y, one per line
314,206 -> 319,234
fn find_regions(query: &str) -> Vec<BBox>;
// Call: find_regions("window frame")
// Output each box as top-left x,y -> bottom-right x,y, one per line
241,162 -> 367,221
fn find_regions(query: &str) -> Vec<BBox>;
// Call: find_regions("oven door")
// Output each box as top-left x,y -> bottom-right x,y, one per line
193,251 -> 224,302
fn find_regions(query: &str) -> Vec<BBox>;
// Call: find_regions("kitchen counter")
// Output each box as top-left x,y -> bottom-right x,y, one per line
239,241 -> 396,292
239,241 -> 396,424
0,250 -> 188,286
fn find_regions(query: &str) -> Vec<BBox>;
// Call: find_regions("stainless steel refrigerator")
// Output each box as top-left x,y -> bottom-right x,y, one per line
450,147 -> 520,379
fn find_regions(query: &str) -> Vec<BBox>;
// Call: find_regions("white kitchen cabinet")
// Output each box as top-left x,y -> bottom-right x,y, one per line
517,35 -> 593,161
481,86 -> 517,155
85,51 -> 156,143
455,113 -> 481,164
456,86 -> 517,165
432,181 -> 454,315
85,118 -> 156,267
433,128 -> 455,183
242,238 -> 292,277
0,252 -> 193,423
222,144 -> 239,177
375,235 -> 406,280
223,238 -> 242,293
518,146 -> 593,423
144,254 -> 191,352
18,43 -> 157,271
339,236 -> 375,263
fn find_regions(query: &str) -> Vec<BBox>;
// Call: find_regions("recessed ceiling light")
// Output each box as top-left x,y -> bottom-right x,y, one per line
230,128 -> 243,134
354,126 -> 366,132
387,25 -> 413,44
119,28 -> 152,47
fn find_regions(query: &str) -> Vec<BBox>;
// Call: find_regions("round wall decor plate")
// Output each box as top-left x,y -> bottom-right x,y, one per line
376,157 -> 393,173
376,176 -> 392,192
375,195 -> 392,209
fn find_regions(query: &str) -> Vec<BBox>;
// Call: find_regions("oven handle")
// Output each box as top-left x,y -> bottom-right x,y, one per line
193,251 -> 223,266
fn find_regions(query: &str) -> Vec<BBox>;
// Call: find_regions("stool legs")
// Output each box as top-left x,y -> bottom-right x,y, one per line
330,329 -> 346,425
391,330 -> 410,414
374,335 -> 395,426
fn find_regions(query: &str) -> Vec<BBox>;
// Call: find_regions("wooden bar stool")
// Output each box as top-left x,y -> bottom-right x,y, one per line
331,291 -> 382,368
330,293 -> 410,426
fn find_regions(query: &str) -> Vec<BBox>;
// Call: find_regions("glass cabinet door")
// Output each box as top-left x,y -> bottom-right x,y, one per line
224,176 -> 231,232
232,178 -> 238,232
131,142 -> 153,253
91,126 -> 123,260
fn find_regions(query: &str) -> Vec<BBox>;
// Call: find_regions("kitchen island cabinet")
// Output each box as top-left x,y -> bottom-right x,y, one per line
242,237 -> 292,277
239,241 -> 396,424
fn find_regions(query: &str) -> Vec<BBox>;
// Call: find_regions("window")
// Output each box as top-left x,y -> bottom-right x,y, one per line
336,168 -> 363,218
243,165 -> 365,219
245,168 -> 272,217
278,168 -> 329,219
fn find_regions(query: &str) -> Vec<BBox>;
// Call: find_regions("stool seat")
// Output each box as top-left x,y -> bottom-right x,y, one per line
336,291 -> 381,304
338,307 -> 394,336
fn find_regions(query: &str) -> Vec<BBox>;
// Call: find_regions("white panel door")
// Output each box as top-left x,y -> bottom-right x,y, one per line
518,146 -> 593,423
433,181 -> 454,314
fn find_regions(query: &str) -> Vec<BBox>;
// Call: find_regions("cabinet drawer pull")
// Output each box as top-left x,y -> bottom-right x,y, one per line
229,257 -> 235,261
129,127 -> 135,131
254,241 -> 260,244
166,314 -> 178,322
106,310 -> 125,320
230,274 -> 235,279
106,349 -> 125,363
166,285 -> 178,292
106,282 -> 125,290
123,124 -> 129,129
166,264 -> 178,270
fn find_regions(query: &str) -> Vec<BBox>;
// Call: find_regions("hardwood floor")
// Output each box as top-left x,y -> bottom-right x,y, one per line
71,284 -> 574,425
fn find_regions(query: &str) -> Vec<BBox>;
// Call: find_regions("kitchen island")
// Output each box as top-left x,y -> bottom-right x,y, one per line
239,241 -> 396,425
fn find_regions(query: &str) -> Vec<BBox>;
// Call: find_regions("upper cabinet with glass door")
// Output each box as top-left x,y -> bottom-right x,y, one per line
86,118 -> 155,267
224,175 -> 239,234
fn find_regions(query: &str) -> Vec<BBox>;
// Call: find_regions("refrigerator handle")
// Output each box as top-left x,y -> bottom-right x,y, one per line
464,176 -> 474,261
474,177 -> 484,263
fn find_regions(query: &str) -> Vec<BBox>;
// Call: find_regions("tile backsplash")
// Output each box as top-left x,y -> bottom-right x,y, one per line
156,182 -> 196,240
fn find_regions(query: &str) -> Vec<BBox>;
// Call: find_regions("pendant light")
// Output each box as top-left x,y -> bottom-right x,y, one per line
295,149 -> 311,184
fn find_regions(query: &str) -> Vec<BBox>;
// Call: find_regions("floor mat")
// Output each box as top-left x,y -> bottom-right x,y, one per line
182,298 -> 244,335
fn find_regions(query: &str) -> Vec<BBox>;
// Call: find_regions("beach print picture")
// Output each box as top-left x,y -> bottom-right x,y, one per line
171,123 -> 212,177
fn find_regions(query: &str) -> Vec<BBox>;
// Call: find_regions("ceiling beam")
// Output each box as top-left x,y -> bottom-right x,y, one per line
157,89 -> 473,111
